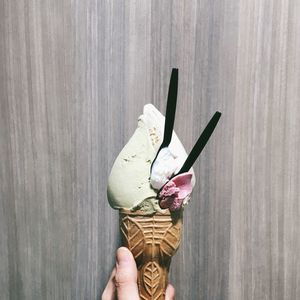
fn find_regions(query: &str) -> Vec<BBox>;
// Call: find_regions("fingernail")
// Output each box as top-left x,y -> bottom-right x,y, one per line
116,247 -> 132,267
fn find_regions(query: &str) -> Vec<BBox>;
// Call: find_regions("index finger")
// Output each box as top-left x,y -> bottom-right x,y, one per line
101,268 -> 116,300
165,283 -> 175,300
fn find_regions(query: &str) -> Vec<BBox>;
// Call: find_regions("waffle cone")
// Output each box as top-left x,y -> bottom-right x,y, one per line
119,208 -> 182,300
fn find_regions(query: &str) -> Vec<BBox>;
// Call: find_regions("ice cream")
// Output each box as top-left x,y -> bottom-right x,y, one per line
158,172 -> 194,211
107,103 -> 195,214
107,67 -> 221,299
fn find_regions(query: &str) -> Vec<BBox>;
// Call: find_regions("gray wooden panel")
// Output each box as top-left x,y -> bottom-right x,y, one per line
0,1 -> 299,299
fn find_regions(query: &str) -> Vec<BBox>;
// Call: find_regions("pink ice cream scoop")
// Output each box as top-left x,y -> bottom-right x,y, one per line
158,172 -> 193,211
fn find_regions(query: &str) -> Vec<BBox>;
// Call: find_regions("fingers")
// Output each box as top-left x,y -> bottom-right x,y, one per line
102,247 -> 175,300
165,283 -> 175,300
101,268 -> 116,300
114,247 -> 140,300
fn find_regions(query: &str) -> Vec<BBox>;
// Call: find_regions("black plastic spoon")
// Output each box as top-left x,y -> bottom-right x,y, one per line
150,68 -> 178,171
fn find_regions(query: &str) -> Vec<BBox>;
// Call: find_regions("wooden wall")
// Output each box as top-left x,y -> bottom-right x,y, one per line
0,1 -> 299,299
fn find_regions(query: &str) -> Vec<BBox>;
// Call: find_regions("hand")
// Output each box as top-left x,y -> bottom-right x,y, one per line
102,247 -> 175,300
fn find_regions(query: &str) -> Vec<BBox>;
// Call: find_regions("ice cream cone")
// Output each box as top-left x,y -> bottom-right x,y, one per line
119,208 -> 182,300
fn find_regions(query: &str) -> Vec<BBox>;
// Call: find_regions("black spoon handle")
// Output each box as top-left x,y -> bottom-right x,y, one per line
161,68 -> 178,148
177,111 -> 222,174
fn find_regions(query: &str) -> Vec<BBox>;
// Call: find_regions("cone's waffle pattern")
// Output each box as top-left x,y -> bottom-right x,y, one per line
120,210 -> 182,300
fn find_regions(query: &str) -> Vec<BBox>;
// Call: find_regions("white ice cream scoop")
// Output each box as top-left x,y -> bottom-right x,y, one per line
150,147 -> 178,190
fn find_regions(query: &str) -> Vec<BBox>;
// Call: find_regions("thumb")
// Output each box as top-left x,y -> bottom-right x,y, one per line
115,247 -> 140,300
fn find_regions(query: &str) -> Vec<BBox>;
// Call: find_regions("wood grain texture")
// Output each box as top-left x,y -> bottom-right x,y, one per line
0,1 -> 299,299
